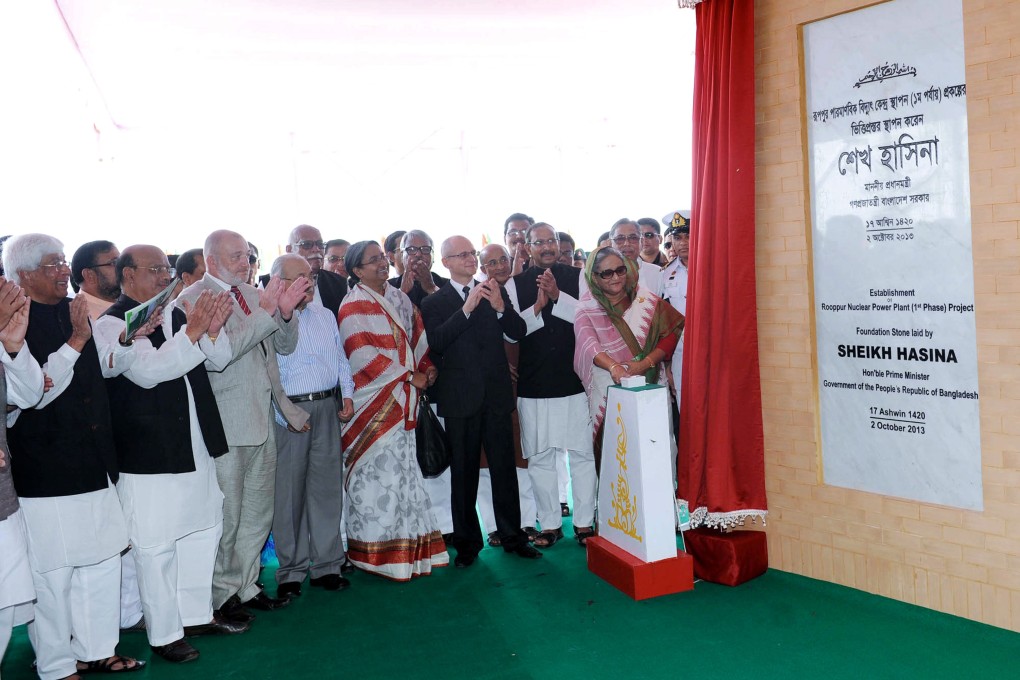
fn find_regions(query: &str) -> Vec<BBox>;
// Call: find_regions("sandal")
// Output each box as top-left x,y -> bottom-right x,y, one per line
574,526 -> 596,546
77,655 -> 146,674
561,502 -> 571,517
523,526 -> 539,543
533,527 -> 563,548
487,531 -> 502,547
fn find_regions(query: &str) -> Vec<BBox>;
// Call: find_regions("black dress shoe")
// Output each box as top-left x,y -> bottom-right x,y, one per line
310,574 -> 350,591
151,638 -> 200,664
340,559 -> 355,575
241,590 -> 291,611
184,612 -> 249,636
277,581 -> 302,599
454,553 -> 477,568
218,596 -> 256,624
506,543 -> 543,559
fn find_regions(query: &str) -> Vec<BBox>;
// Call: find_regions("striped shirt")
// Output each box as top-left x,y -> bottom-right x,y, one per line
274,301 -> 355,427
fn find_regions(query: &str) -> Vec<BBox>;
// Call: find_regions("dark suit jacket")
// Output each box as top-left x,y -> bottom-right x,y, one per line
259,268 -> 348,317
387,272 -> 448,308
420,281 -> 526,419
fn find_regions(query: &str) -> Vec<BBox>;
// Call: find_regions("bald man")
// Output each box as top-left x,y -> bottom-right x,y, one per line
475,244 -> 538,543
177,230 -> 310,623
95,245 -> 243,662
420,236 -> 541,567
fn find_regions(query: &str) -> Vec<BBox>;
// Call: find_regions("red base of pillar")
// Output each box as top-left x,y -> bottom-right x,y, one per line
586,536 -> 694,600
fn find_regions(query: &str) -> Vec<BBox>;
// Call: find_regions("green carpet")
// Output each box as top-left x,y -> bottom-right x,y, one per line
4,531 -> 1019,679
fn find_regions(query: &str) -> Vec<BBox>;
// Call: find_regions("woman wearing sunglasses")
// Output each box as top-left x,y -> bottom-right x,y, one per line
573,246 -> 684,467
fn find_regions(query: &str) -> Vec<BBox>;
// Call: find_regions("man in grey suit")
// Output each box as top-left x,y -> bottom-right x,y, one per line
177,230 -> 310,623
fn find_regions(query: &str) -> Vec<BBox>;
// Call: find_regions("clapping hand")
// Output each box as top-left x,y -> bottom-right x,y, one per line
259,278 -> 283,315
207,292 -> 233,337
278,277 -> 312,320
68,295 -> 92,352
479,279 -> 505,313
462,282 -> 488,314
537,269 -> 560,302
0,294 -> 30,353
0,277 -> 28,332
182,291 -> 216,343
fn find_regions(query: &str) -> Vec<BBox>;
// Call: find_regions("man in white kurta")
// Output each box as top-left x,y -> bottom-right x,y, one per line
0,281 -> 46,666
506,225 -> 597,546
3,233 -> 143,679
95,244 -> 240,662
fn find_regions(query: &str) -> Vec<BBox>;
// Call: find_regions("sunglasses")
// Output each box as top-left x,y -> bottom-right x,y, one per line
595,265 -> 628,280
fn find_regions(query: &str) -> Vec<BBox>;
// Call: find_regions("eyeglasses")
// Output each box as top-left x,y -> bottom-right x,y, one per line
528,238 -> 558,247
294,240 -> 325,250
357,254 -> 387,268
505,229 -> 526,239
129,265 -> 176,276
38,260 -> 70,272
445,250 -> 478,260
402,246 -> 433,255
611,234 -> 640,244
640,231 -> 660,239
326,255 -> 345,263
595,265 -> 628,280
88,261 -> 117,270
481,256 -> 510,268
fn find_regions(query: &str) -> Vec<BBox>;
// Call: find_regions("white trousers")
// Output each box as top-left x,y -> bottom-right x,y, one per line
28,553 -> 120,680
1,604 -> 15,669
133,523 -> 222,646
476,468 -> 537,534
528,447 -> 597,531
556,450 -> 569,504
119,550 -> 142,629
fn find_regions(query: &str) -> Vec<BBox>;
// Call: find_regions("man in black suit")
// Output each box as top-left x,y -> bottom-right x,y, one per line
258,225 -> 348,316
420,236 -> 542,567
387,230 -> 448,308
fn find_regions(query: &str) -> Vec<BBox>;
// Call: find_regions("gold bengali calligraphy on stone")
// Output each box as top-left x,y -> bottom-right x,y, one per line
607,402 -> 643,543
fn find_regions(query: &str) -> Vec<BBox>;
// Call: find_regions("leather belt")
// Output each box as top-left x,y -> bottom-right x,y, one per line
287,388 -> 338,403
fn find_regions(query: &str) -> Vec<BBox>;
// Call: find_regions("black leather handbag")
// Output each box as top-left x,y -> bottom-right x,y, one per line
415,395 -> 451,478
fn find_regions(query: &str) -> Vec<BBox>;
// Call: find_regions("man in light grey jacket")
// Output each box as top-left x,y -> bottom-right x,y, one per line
177,230 -> 310,624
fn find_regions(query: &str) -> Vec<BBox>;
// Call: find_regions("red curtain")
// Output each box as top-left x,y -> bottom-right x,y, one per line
677,0 -> 767,529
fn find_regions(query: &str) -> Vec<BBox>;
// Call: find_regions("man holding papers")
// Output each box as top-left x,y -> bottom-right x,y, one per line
95,244 -> 243,664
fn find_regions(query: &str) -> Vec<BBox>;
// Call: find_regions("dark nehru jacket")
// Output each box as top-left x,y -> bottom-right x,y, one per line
387,272 -> 449,308
511,262 -> 584,400
8,298 -> 118,498
103,296 -> 228,474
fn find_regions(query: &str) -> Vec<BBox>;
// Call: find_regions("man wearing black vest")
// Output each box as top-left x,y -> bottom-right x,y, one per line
260,225 -> 349,316
3,233 -> 145,678
421,236 -> 542,567
506,223 -> 597,547
95,244 -> 245,664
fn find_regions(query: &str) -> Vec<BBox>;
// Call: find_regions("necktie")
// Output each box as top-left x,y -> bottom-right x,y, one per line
230,286 -> 252,316
462,285 -> 470,300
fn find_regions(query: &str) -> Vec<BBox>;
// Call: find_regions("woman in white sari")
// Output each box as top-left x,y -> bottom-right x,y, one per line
336,241 -> 448,580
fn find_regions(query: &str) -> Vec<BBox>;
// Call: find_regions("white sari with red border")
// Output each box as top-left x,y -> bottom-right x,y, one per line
338,283 -> 448,580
